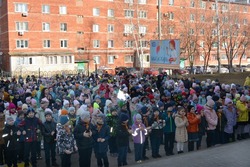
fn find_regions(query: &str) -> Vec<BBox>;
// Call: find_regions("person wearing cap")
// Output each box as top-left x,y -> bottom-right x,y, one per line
2,116 -> 21,167
18,107 -> 43,167
15,111 -> 25,163
116,113 -> 132,167
92,113 -> 110,167
236,95 -> 249,140
57,115 -> 78,167
68,107 -> 76,129
149,107 -> 165,158
106,107 -> 119,157
204,99 -> 218,148
223,98 -> 237,143
42,109 -> 58,167
162,106 -> 176,156
74,111 -> 94,167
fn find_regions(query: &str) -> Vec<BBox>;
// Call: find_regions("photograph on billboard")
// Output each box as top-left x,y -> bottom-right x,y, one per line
150,39 -> 180,69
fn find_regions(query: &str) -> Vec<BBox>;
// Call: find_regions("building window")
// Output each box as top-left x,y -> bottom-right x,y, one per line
189,28 -> 194,35
222,42 -> 227,48
221,5 -> 228,12
234,54 -> 238,60
169,0 -> 174,6
125,0 -> 133,4
200,15 -> 205,22
42,5 -> 50,13
16,22 -> 28,31
108,40 -> 114,48
108,55 -> 114,64
93,8 -> 100,16
242,54 -> 246,59
138,0 -> 146,4
42,23 -> 50,31
243,19 -> 248,25
108,9 -> 114,17
139,40 -> 148,48
93,24 -> 99,32
212,29 -> 217,36
211,3 -> 216,10
200,1 -> 206,9
200,55 -> 204,61
16,40 -> 28,48
212,42 -> 218,48
221,54 -> 227,60
124,24 -> 133,33
222,17 -> 228,23
169,12 -> 174,20
124,40 -> 134,48
43,40 -> 51,48
125,10 -> 134,18
29,58 -> 33,64
59,6 -> 67,14
190,1 -> 195,8
15,3 -> 28,13
222,30 -> 228,36
243,7 -> 247,13
93,56 -> 100,64
138,11 -> 147,18
108,24 -> 114,32
60,23 -> 67,32
139,26 -> 146,34
200,29 -> 204,35
125,55 -> 134,63
77,15 -> 83,24
190,14 -> 195,22
60,40 -> 68,48
93,40 -> 100,48
200,41 -> 204,48
169,27 -> 174,34
69,56 -> 72,63
54,56 -> 57,64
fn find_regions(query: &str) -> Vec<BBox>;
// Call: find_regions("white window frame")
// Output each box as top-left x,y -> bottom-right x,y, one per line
42,22 -> 50,32
93,8 -> 100,16
16,22 -> 28,31
60,23 -> 67,32
125,10 -> 134,18
200,15 -> 205,22
125,55 -> 134,63
138,10 -> 147,19
139,40 -> 148,48
169,27 -> 174,34
42,5 -> 50,14
59,6 -> 67,14
124,24 -> 133,33
124,40 -> 133,48
60,40 -> 68,48
107,9 -> 114,17
190,14 -> 195,22
169,0 -> 174,6
139,26 -> 146,34
93,40 -> 100,48
169,12 -> 174,20
16,40 -> 28,48
200,1 -> 206,9
93,24 -> 99,32
43,40 -> 51,48
125,0 -> 133,4
221,54 -> 227,60
200,29 -> 204,35
108,55 -> 114,64
190,1 -> 195,8
108,24 -> 114,33
108,40 -> 114,48
200,54 -> 204,61
243,19 -> 248,25
138,0 -> 146,5
15,3 -> 28,13
200,41 -> 204,48
242,54 -> 247,60
93,56 -> 100,64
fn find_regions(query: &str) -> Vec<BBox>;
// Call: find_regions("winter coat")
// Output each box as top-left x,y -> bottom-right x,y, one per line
56,124 -> 77,154
236,101 -> 249,122
198,116 -> 207,135
204,106 -> 218,130
73,120 -> 95,150
244,76 -> 250,87
106,114 -> 119,137
2,124 -> 20,150
15,117 -> 25,142
131,115 -> 147,144
162,112 -> 176,133
18,117 -> 43,142
0,114 -> 5,145
175,114 -> 188,143
216,112 -> 227,132
42,120 -> 57,143
187,112 -> 200,133
116,122 -> 130,147
223,106 -> 237,134
149,114 -> 165,138
92,123 -> 110,153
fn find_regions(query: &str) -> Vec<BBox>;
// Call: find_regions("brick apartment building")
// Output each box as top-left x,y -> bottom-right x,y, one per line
0,0 -> 250,75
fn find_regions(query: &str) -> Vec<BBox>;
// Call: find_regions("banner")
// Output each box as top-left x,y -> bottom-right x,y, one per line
150,39 -> 180,69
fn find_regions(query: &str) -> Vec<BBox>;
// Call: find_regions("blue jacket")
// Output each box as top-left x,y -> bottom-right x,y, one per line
92,123 -> 110,153
223,106 -> 237,134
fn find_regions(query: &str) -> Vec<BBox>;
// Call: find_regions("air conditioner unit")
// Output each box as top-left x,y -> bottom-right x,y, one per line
140,33 -> 145,37
22,12 -> 28,17
114,55 -> 119,59
123,33 -> 128,36
18,31 -> 24,36
163,13 -> 169,17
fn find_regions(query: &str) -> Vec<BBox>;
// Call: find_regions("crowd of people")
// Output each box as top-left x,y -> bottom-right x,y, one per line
0,72 -> 249,167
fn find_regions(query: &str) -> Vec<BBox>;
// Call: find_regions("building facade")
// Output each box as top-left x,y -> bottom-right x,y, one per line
0,0 -> 250,75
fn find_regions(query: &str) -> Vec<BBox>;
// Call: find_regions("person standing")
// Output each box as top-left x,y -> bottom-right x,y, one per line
74,111 -> 94,167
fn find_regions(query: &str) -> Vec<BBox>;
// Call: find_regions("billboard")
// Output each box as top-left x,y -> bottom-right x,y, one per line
150,39 -> 180,69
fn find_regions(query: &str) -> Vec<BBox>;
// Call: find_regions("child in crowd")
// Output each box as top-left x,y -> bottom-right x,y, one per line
15,111 -> 25,162
131,114 -> 147,163
216,104 -> 227,144
175,106 -> 188,154
196,105 -> 207,150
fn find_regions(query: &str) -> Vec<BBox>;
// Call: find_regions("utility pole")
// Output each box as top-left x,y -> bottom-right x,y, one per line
158,0 -> 161,40
216,0 -> 221,73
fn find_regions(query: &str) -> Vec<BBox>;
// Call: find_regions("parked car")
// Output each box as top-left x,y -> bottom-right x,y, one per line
209,65 -> 218,73
194,66 -> 203,74
245,64 -> 250,72
234,65 -> 246,72
220,67 -> 229,73
204,66 -> 212,74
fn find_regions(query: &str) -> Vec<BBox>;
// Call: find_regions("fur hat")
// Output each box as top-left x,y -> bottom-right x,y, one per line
224,98 -> 233,105
105,100 -> 112,107
41,98 -> 49,104
80,111 -> 90,121
60,115 -> 69,125
63,100 -> 69,106
17,101 -> 23,107
68,107 -> 75,112
22,104 -> 28,110
73,100 -> 80,106
206,99 -> 215,109
44,108 -> 53,116
135,113 -> 142,120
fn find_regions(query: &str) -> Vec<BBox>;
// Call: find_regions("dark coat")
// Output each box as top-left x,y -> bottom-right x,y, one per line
3,124 -> 20,150
92,123 -> 110,153
42,120 -> 57,143
73,121 -> 95,150
116,122 -> 130,147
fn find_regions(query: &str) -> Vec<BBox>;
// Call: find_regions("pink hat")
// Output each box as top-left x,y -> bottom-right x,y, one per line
8,103 -> 16,110
73,100 -> 80,106
190,89 -> 196,95
26,97 -> 31,103
41,97 -> 49,103
224,98 -> 233,105
196,105 -> 204,114
31,99 -> 37,105
214,86 -> 220,93
240,95 -> 247,102
206,99 -> 215,109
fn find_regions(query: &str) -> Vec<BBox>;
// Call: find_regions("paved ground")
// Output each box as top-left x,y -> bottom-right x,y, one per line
32,138 -> 250,167
131,139 -> 250,167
